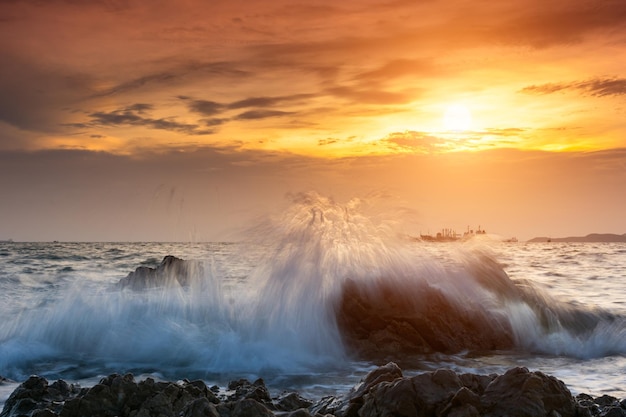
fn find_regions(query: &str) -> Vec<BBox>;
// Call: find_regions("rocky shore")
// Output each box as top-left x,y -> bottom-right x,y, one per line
2,363 -> 626,417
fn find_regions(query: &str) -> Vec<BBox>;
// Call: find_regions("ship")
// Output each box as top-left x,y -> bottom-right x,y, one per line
419,226 -> 486,242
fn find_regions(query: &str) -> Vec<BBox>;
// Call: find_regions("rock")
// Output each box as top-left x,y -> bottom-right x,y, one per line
285,409 -> 313,417
309,362 -> 403,417
602,408 -> 626,417
180,398 -> 220,417
1,366 -> 622,417
480,367 -> 577,417
335,277 -> 515,359
57,374 -> 218,417
225,378 -> 272,406
117,255 -> 202,290
0,376 -> 13,385
1,375 -> 81,417
274,392 -> 313,412
216,398 -> 275,417
359,368 -> 466,417
309,396 -> 343,416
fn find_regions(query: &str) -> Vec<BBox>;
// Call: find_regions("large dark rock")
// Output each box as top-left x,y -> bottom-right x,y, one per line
335,277 -> 515,360
117,255 -> 202,290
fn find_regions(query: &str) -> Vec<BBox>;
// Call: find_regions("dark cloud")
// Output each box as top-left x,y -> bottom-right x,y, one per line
186,99 -> 225,116
204,118 -> 227,127
235,110 -> 294,120
92,61 -> 249,97
72,103 -> 214,135
228,94 -> 314,109
521,77 -> 626,97
0,50 -> 91,134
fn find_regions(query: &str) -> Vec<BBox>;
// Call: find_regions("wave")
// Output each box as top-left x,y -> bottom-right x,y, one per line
1,192 -> 625,382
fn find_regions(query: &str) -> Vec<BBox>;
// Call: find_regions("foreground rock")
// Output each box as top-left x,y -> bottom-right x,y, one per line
117,255 -> 202,290
3,364 -> 625,417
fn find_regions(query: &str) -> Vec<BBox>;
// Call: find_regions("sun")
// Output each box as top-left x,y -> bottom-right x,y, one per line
442,104 -> 472,132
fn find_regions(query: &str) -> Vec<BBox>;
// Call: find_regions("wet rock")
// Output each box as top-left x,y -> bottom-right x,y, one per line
480,367 -> 577,417
359,368 -> 467,417
1,375 -> 81,417
335,277 -> 514,359
117,255 -> 202,290
310,362 -> 403,417
225,378 -> 272,406
274,391 -> 313,412
2,365 -> 624,417
216,398 -> 274,417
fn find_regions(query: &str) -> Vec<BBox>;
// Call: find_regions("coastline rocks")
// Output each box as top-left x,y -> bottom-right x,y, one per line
3,364 -> 625,417
117,255 -> 201,290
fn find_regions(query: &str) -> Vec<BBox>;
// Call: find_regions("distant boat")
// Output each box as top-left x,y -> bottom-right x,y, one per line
503,237 -> 518,243
419,226 -> 487,242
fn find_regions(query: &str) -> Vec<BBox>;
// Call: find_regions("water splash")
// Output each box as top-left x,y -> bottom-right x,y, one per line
1,192 -> 626,384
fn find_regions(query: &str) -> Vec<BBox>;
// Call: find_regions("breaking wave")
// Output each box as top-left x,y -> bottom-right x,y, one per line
1,192 -> 625,382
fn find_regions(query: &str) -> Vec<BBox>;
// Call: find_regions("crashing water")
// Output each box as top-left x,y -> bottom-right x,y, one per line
1,192 -> 626,404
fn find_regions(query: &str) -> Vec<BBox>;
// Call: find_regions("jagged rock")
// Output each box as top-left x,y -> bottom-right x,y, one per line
273,391 -> 313,412
117,255 -> 202,290
359,368 -> 467,417
1,366 -> 622,417
216,398 -> 275,417
1,375 -> 81,417
180,398 -> 220,417
309,395 -> 343,416
225,378 -> 272,406
285,409 -> 313,417
310,362 -> 403,417
480,367 -> 577,417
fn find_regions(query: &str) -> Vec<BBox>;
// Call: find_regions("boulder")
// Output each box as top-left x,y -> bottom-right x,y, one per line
480,367 -> 577,417
117,255 -> 202,290
335,278 -> 514,360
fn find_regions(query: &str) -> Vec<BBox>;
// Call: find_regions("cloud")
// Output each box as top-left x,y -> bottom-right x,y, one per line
235,110 -> 294,120
353,59 -> 435,82
92,61 -> 249,97
186,99 -> 225,116
326,86 -> 414,105
381,131 -> 447,153
227,94 -> 314,109
521,77 -> 626,97
0,50 -> 91,134
70,103 -> 214,135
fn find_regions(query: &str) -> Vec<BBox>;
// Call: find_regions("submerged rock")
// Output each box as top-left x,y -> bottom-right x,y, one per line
1,365 -> 620,417
117,255 -> 202,290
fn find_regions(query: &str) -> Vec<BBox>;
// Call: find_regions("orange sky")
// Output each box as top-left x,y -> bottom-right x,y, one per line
1,0 -> 625,241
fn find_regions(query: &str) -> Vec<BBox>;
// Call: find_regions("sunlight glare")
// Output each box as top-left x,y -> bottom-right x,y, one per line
443,104 -> 472,132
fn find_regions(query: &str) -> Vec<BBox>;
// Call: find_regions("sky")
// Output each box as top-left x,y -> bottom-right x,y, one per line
1,0 -> 625,242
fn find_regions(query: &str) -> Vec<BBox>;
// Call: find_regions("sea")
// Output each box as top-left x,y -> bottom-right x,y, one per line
1,197 -> 626,408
